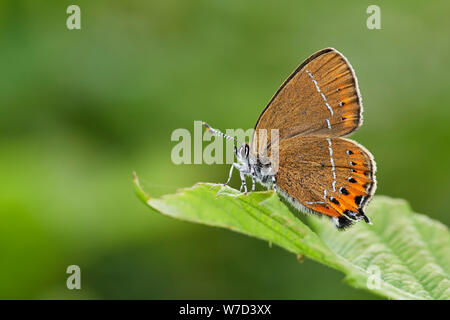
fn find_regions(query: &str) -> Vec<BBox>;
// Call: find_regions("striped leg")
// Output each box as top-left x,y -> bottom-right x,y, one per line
251,167 -> 256,192
224,163 -> 236,186
239,172 -> 247,193
272,175 -> 277,192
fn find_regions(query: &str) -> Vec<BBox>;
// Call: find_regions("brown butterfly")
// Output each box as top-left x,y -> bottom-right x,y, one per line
204,48 -> 376,229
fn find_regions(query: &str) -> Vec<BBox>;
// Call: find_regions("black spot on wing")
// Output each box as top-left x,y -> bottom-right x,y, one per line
354,195 -> 363,206
330,197 -> 340,205
336,216 -> 353,229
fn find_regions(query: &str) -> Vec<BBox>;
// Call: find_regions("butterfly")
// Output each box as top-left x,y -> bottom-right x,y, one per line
204,48 -> 377,229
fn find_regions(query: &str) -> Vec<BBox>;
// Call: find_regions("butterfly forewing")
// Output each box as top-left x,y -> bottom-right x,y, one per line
251,48 -> 363,155
274,135 -> 376,227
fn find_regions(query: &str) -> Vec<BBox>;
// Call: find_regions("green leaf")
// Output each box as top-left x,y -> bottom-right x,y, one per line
133,173 -> 450,300
309,197 -> 450,300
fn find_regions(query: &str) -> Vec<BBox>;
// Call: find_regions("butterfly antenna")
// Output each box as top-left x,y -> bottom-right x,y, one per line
202,122 -> 241,144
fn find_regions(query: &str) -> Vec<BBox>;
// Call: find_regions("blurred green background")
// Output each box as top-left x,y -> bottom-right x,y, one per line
1,0 -> 449,299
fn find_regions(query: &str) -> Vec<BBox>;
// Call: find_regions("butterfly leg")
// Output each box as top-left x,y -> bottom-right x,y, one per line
271,175 -> 277,192
224,163 -> 237,186
250,167 -> 256,192
239,171 -> 248,194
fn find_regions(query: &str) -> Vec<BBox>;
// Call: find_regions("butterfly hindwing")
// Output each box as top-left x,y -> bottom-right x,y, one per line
274,135 -> 376,228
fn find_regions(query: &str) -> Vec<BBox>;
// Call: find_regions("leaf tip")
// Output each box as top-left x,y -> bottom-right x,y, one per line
132,172 -> 151,204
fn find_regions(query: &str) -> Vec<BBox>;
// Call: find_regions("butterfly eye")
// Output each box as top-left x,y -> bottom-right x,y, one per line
244,144 -> 250,158
234,146 -> 238,156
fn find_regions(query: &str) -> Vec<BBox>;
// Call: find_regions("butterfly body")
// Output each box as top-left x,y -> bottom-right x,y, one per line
228,143 -> 275,193
204,48 -> 376,229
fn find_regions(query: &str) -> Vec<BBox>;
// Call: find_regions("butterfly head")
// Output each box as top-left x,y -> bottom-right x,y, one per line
235,143 -> 250,162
